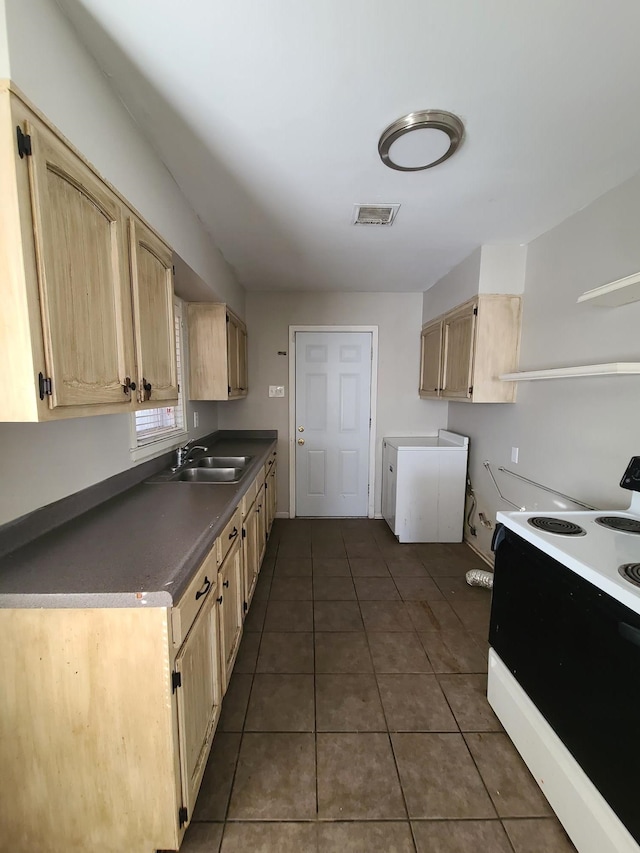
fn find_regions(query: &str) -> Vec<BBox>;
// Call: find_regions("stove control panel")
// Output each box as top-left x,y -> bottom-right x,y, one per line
620,457 -> 640,491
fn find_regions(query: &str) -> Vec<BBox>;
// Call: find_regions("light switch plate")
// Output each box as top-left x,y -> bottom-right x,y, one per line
193,411 -> 199,428
511,446 -> 519,464
269,385 -> 285,397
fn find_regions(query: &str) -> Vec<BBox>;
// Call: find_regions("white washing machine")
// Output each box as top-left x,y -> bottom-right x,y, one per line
382,430 -> 469,543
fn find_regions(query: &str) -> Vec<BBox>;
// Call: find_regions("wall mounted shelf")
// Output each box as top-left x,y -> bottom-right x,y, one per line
500,363 -> 640,381
577,271 -> 640,307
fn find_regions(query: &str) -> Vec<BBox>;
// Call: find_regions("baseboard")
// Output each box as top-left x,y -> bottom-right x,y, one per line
275,511 -> 290,519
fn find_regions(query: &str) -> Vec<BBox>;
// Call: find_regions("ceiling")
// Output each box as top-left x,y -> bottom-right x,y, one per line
57,0 -> 640,293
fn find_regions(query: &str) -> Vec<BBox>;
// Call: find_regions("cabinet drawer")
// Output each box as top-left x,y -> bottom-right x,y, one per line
217,506 -> 242,566
172,541 -> 218,646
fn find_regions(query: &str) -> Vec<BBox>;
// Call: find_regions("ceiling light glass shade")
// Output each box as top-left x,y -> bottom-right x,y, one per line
378,110 -> 464,171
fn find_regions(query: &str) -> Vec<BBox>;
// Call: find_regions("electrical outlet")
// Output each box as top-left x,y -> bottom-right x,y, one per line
193,411 -> 199,428
269,385 -> 285,398
511,446 -> 519,464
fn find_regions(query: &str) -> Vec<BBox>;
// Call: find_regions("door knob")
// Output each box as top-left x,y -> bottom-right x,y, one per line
297,426 -> 304,433
298,438 -> 305,445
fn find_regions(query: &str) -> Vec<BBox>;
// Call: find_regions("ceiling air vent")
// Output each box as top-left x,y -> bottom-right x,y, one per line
353,204 -> 400,226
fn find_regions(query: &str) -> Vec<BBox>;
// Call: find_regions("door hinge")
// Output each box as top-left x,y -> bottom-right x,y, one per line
178,806 -> 188,827
16,126 -> 32,158
38,372 -> 52,399
171,670 -> 182,693
473,306 -> 478,315
468,386 -> 473,396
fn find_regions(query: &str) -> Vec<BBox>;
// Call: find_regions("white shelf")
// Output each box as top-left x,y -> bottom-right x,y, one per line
577,271 -> 640,306
500,363 -> 640,381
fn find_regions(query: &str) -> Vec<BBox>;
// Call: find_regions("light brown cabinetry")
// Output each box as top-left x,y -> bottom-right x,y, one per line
187,302 -> 248,400
217,535 -> 243,692
0,82 -> 177,422
129,218 -> 178,403
419,295 -> 521,403
242,492 -> 260,614
174,579 -> 222,820
265,456 -> 277,533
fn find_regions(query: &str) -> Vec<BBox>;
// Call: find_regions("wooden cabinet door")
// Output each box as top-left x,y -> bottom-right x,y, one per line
218,537 -> 243,692
265,463 -> 277,534
419,320 -> 442,398
256,483 -> 267,565
242,500 -> 260,615
25,120 -> 134,410
237,325 -> 248,395
441,303 -> 476,399
129,217 -> 178,403
174,585 -> 222,822
226,312 -> 239,397
226,310 -> 248,399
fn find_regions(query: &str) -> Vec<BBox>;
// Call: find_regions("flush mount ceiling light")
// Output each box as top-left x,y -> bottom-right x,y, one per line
378,110 -> 464,172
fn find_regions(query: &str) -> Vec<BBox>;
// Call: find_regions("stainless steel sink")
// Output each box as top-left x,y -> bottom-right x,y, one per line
196,455 -> 253,469
173,467 -> 245,483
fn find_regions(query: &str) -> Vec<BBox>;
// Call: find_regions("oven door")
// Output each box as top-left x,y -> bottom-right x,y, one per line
490,526 -> 640,844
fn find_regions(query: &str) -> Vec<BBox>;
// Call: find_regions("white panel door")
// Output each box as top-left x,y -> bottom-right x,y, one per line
295,332 -> 372,516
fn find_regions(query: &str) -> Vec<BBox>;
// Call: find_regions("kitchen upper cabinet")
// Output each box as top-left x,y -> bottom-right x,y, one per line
419,320 -> 443,397
419,295 -> 521,403
129,217 -> 178,404
0,83 -> 177,421
187,302 -> 248,400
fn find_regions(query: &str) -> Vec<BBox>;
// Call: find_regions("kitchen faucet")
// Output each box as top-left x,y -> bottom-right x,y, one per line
172,440 -> 208,471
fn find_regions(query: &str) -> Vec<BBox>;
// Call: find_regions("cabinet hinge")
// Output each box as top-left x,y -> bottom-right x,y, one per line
243,601 -> 248,612
242,527 -> 246,539
178,806 -> 188,827
16,126 -> 32,158
172,265 -> 176,275
38,372 -> 52,399
228,385 -> 231,394
473,306 -> 478,315
468,386 -> 473,396
171,670 -> 182,693
226,315 -> 229,323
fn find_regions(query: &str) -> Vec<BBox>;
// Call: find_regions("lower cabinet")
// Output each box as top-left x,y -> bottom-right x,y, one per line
174,579 -> 222,820
217,534 -> 244,692
242,497 -> 260,614
265,460 -> 277,533
0,451 -> 275,852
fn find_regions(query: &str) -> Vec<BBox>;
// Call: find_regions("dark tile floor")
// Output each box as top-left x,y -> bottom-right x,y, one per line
180,518 -> 577,853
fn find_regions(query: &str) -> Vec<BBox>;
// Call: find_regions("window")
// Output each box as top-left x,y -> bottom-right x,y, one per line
130,298 -> 187,458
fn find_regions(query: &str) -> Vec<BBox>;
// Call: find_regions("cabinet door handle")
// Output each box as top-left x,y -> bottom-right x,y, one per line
195,576 -> 211,601
217,595 -> 223,604
223,579 -> 230,588
142,378 -> 152,400
389,465 -> 393,472
229,526 -> 239,540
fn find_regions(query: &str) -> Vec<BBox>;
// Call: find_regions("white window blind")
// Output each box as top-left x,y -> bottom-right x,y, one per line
134,308 -> 185,446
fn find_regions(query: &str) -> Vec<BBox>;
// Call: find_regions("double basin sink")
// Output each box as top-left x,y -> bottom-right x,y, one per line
150,455 -> 254,484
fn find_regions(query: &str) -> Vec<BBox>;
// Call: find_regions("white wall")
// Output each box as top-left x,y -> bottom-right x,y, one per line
0,0 -> 241,525
0,2 -> 8,77
440,173 -> 640,559
218,292 -> 449,516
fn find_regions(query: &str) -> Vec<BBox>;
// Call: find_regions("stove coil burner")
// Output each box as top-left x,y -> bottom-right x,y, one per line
527,517 -> 587,536
595,516 -> 640,534
619,564 -> 640,587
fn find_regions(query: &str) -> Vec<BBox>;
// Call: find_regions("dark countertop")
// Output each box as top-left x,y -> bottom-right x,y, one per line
0,435 -> 276,609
